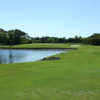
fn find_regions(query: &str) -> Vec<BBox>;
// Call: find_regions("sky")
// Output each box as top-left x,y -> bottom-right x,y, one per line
0,0 -> 100,38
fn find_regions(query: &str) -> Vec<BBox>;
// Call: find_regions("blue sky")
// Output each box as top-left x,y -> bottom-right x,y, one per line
0,0 -> 100,38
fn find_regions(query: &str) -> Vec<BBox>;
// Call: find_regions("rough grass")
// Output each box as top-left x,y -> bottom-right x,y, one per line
0,45 -> 100,100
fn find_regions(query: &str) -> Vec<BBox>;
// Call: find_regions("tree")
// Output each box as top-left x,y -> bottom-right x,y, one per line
0,29 -> 7,45
89,33 -> 100,45
7,29 -> 29,45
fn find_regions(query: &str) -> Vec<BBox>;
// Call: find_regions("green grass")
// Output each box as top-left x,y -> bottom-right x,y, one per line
0,45 -> 100,100
0,43 -> 71,49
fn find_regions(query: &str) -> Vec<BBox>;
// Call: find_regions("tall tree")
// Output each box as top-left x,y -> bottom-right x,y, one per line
7,29 -> 28,45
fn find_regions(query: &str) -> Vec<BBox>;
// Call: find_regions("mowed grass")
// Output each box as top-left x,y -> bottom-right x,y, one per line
0,45 -> 100,100
0,43 -> 70,49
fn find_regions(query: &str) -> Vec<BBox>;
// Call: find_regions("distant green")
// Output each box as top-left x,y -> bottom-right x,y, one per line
0,45 -> 100,100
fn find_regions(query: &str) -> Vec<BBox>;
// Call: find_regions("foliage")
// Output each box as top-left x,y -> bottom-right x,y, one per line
0,28 -> 100,45
0,28 -> 31,45
32,37 -> 67,43
82,33 -> 100,45
0,28 -> 8,44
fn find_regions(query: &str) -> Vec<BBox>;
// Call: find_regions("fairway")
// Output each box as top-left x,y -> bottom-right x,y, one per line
0,45 -> 100,100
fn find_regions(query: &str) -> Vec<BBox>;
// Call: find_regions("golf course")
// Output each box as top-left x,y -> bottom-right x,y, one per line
0,44 -> 100,100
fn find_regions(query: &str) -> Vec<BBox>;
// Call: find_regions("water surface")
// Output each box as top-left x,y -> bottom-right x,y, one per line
0,49 -> 65,64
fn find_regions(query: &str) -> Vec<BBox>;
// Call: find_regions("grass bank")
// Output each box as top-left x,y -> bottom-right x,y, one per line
0,45 -> 100,100
0,43 -> 71,49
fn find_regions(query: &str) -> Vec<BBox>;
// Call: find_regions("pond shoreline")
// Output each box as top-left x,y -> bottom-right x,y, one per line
0,47 -> 77,50
0,48 -> 67,64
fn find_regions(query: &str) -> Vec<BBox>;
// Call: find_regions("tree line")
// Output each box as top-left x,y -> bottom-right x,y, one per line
0,28 -> 100,45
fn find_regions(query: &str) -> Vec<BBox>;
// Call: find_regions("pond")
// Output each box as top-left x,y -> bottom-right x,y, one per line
0,49 -> 66,64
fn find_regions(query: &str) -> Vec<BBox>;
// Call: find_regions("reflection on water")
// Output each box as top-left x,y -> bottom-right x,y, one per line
0,49 -> 65,64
